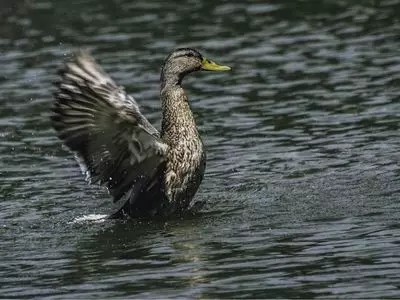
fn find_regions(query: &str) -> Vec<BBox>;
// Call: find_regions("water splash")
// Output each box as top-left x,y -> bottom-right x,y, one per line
71,214 -> 108,224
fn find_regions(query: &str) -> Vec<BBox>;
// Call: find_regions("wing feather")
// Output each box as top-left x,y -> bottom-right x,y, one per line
51,50 -> 167,203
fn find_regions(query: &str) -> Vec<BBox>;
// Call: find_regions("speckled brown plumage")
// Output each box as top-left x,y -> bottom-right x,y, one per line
51,48 -> 229,218
161,86 -> 206,213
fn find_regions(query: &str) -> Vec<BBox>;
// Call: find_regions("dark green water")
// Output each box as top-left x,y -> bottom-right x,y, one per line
1,0 -> 400,298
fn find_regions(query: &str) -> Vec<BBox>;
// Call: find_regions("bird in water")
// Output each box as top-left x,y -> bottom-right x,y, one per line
51,48 -> 231,218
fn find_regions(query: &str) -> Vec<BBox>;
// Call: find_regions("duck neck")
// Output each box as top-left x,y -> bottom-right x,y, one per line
160,84 -> 198,140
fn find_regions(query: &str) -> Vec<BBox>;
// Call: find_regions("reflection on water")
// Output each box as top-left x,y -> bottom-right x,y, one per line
1,0 -> 400,298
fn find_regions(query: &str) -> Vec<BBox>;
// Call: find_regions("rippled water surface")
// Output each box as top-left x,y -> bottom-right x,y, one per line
1,0 -> 400,298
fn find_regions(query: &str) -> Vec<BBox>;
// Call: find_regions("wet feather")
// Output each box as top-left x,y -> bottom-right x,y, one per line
51,48 -> 229,217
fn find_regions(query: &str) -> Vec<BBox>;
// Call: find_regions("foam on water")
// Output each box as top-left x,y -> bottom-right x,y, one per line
71,214 -> 108,224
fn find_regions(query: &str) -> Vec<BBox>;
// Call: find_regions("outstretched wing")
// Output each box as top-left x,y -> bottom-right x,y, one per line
51,50 -> 168,204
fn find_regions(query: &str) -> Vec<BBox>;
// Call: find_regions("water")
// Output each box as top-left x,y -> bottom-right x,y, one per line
1,0 -> 400,298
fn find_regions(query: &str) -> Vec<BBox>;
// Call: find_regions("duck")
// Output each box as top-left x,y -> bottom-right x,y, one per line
51,48 -> 231,218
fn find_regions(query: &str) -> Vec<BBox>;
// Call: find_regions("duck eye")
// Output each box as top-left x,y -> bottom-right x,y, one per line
187,52 -> 194,58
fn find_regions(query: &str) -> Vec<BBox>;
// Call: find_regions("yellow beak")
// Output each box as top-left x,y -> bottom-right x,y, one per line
201,58 -> 231,71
